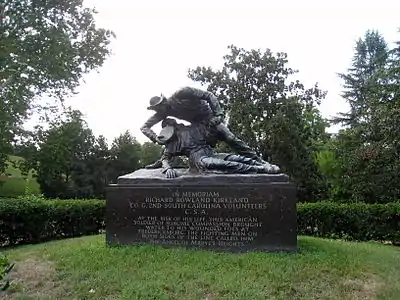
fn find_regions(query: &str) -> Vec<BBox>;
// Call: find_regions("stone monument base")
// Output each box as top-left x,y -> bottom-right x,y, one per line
106,169 -> 297,252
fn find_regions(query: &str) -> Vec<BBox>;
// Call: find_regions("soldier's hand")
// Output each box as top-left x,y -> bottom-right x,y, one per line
270,164 -> 280,173
155,137 -> 165,145
209,115 -> 223,126
165,168 -> 178,178
145,160 -> 162,169
263,163 -> 280,174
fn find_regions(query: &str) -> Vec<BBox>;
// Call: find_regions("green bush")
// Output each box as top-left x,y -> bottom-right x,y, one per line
0,198 -> 105,247
0,197 -> 399,247
298,202 -> 400,243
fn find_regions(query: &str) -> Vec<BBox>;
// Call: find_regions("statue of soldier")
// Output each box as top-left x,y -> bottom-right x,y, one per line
140,86 -> 266,166
156,118 -> 280,178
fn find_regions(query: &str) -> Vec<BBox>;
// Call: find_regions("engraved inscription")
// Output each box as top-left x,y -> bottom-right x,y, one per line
132,191 -> 268,215
127,190 -> 267,247
107,180 -> 298,252
133,215 -> 262,247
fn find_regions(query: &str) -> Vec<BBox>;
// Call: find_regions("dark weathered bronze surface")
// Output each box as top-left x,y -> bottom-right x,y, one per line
140,86 -> 270,169
106,170 -> 297,252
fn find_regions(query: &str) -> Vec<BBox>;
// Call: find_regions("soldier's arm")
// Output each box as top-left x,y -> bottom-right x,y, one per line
144,148 -> 164,169
140,113 -> 164,143
172,86 -> 224,116
161,151 -> 174,173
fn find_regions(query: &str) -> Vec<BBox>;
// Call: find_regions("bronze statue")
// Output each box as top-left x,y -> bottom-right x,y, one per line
156,118 -> 279,178
140,86 -> 266,163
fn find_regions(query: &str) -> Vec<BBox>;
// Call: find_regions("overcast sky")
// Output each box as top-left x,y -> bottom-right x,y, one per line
47,0 -> 399,144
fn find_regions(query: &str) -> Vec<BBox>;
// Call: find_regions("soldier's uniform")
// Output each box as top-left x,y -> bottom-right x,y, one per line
159,121 -> 268,174
140,86 -> 262,161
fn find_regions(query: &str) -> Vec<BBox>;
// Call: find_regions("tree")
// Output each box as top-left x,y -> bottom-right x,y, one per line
362,31 -> 400,202
20,109 -> 101,198
108,131 -> 142,183
0,0 -> 115,174
334,30 -> 389,128
331,29 -> 400,203
140,142 -> 163,167
83,134 -> 111,198
315,142 -> 339,196
188,45 -> 329,201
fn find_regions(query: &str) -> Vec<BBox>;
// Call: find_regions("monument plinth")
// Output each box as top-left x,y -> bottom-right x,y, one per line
107,85 -> 298,252
106,169 -> 297,252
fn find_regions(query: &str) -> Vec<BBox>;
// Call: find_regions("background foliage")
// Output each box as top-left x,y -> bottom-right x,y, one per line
188,45 -> 330,202
0,0 -> 115,174
0,1 -> 399,248
1,197 -> 398,247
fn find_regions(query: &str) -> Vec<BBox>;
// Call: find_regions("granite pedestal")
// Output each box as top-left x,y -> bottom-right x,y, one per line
106,169 -> 297,252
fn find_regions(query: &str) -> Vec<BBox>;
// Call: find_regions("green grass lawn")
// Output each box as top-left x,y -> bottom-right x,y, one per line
0,156 -> 40,197
1,235 -> 399,300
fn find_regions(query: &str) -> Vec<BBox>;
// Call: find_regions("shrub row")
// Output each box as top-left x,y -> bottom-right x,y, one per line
0,198 -> 105,247
0,198 -> 399,247
297,202 -> 400,243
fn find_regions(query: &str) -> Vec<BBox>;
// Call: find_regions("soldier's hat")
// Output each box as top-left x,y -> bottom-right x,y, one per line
161,118 -> 177,128
157,118 -> 177,144
147,94 -> 167,110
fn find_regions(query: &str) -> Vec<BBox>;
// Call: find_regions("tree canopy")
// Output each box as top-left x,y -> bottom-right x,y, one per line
188,45 -> 329,201
324,30 -> 400,203
0,0 -> 115,173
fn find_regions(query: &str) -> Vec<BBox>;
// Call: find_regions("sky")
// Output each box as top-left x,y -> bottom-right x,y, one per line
45,0 -> 400,144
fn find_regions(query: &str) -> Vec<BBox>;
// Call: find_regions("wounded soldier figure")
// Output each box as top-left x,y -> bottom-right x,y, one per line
157,118 -> 280,179
141,86 -> 267,164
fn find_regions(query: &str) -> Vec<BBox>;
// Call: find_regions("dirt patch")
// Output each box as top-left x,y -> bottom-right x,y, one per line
0,258 -> 66,299
343,274 -> 384,300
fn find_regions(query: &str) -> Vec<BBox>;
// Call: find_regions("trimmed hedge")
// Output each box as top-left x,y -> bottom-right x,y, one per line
297,202 -> 400,243
0,198 -> 399,247
0,198 -> 105,247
